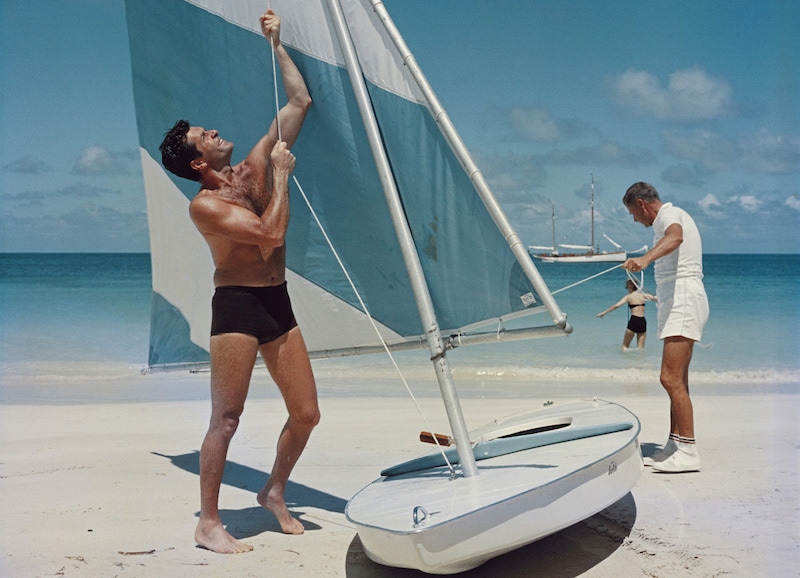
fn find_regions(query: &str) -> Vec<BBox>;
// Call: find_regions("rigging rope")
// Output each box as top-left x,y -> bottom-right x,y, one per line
625,267 -> 646,293
551,263 -> 624,295
265,20 -> 456,474
267,1 -> 282,140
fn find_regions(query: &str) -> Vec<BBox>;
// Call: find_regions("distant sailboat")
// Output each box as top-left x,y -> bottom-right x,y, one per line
531,176 -> 628,263
125,0 -> 642,573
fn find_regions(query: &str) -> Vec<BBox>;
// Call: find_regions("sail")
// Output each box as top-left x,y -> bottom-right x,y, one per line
602,233 -> 625,250
125,0 -> 562,370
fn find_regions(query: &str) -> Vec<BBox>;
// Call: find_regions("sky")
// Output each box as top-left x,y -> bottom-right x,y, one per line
1,0 -> 798,253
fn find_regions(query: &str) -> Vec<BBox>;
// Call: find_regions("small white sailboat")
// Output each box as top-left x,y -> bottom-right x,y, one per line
125,0 -> 642,573
531,176 -> 628,263
348,399 -> 640,574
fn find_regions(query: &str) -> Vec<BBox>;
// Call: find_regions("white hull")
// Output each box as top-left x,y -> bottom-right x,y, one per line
346,399 -> 642,574
534,251 -> 627,263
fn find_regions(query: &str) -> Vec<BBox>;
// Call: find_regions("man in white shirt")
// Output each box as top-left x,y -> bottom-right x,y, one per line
622,182 -> 709,473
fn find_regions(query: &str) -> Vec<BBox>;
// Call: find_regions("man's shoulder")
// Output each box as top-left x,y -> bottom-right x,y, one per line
190,189 -> 219,207
655,202 -> 686,224
189,189 -> 234,217
657,201 -> 676,213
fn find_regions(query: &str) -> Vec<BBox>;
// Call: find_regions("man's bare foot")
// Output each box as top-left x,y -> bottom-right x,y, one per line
257,486 -> 305,535
195,520 -> 254,554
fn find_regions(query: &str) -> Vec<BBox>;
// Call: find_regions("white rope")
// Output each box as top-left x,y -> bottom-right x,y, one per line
266,21 -> 455,474
551,263 -> 623,295
271,48 -> 282,140
625,267 -> 646,292
267,1 -> 282,141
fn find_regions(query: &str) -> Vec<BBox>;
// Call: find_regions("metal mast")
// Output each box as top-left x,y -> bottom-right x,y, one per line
325,0 -> 478,477
590,174 -> 596,253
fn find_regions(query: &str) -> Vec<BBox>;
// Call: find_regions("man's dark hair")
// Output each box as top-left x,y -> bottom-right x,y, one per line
623,181 -> 660,207
159,120 -> 201,182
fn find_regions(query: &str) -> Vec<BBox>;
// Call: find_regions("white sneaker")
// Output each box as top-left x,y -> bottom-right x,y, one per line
651,443 -> 701,473
643,438 -> 677,466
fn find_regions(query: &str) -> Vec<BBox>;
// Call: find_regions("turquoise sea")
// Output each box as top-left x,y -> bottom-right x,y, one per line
1,253 -> 798,397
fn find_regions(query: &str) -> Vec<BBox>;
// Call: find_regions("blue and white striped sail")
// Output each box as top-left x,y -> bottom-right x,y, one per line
125,0 -> 565,370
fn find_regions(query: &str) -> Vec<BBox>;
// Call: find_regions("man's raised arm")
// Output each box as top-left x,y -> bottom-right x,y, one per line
259,10 -> 311,149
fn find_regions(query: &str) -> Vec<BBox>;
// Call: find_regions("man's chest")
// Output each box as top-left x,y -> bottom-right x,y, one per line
228,172 -> 271,215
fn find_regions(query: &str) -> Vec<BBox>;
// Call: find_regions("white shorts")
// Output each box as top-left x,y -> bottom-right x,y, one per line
657,277 -> 709,341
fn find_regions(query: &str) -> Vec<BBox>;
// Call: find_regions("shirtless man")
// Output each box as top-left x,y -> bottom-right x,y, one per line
622,182 -> 709,473
158,10 -> 318,553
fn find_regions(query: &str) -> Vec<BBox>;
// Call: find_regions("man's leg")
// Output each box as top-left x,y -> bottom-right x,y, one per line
652,336 -> 700,472
195,333 -> 259,553
660,336 -> 695,438
257,326 -> 320,534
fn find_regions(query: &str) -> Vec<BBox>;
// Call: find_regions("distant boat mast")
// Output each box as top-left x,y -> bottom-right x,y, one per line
590,174 -> 595,253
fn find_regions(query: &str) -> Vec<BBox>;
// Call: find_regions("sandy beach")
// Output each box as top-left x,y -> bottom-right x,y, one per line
1,371 -> 798,578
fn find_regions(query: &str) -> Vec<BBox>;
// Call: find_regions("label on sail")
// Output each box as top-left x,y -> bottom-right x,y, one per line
125,0 -> 545,369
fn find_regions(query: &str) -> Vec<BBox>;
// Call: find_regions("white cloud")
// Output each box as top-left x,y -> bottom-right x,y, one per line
662,128 -> 800,175
731,195 -> 762,213
609,67 -> 734,122
74,146 -> 114,175
508,107 -> 586,142
481,153 -> 548,203
73,146 -> 141,175
661,129 -> 733,170
739,129 -> 800,174
698,193 -> 721,211
694,193 -> 726,220
510,107 -> 562,142
786,194 -> 800,211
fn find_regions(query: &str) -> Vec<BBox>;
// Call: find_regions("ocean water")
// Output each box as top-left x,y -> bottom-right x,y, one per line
1,253 -> 798,395
0,254 -> 151,376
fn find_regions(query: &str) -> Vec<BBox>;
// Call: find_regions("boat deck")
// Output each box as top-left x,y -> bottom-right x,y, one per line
346,398 -> 640,535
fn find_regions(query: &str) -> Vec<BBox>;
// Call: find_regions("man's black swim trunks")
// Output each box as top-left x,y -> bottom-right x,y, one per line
626,315 -> 647,335
210,283 -> 298,344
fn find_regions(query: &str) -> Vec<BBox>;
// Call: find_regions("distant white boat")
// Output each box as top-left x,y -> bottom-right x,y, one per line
531,176 -> 628,263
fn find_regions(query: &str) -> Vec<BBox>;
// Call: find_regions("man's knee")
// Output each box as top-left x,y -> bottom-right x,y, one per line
292,405 -> 321,430
659,371 -> 687,395
659,373 -> 675,390
211,409 -> 244,439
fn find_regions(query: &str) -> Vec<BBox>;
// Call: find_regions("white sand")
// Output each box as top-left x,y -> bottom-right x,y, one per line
1,373 -> 798,577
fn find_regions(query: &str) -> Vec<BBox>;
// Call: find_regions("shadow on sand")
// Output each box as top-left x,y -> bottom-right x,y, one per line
640,441 -> 666,458
153,450 -> 346,539
155,450 -> 637,574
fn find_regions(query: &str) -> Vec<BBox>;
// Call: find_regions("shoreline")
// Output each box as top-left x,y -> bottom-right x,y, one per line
2,376 -> 798,577
1,364 -> 798,406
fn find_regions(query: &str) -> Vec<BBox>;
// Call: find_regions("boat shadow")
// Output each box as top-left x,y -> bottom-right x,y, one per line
344,491 -> 637,577
152,450 -> 347,538
640,441 -> 665,458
